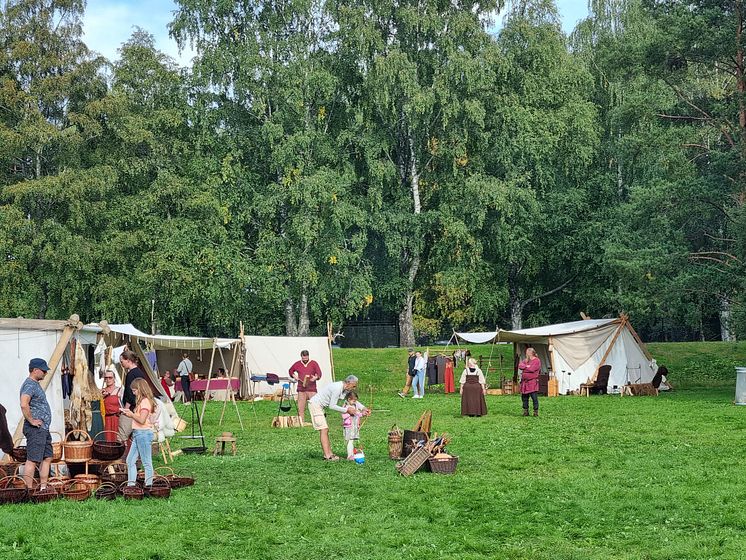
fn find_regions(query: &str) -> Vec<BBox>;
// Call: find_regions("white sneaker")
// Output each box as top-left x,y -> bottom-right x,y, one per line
398,392 -> 406,398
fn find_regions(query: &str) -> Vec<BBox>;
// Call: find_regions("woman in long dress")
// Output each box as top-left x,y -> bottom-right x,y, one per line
101,366 -> 122,441
460,358 -> 487,417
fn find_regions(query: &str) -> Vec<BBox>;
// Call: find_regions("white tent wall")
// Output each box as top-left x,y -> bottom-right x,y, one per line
243,336 -> 334,396
0,328 -> 65,461
551,325 -> 655,394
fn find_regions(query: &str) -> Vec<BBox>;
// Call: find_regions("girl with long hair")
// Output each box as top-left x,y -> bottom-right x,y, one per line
121,377 -> 157,486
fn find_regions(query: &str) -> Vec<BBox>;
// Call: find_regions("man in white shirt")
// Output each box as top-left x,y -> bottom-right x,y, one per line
177,353 -> 194,405
309,375 -> 364,461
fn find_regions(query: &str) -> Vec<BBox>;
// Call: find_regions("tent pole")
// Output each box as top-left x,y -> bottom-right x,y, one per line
199,345 -> 218,426
625,319 -> 653,361
592,317 -> 627,383
11,314 -> 82,444
131,338 -> 164,398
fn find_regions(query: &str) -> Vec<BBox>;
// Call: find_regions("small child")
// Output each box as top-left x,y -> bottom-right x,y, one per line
341,391 -> 369,460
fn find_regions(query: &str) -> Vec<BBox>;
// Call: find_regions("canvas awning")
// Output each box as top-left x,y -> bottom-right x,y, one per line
81,323 -> 238,350
456,319 -> 619,345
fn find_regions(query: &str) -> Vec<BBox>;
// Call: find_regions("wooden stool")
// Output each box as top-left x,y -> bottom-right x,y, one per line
213,432 -> 237,456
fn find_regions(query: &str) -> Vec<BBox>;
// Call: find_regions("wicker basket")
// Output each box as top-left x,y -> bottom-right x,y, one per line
62,479 -> 90,502
31,485 -> 59,503
63,430 -> 93,463
11,444 -> 27,463
427,455 -> 459,474
0,476 -> 29,504
50,431 -> 63,462
155,466 -> 194,489
47,476 -> 68,493
387,425 -> 404,460
396,443 -> 434,477
101,463 -> 128,485
95,482 -> 118,501
120,481 -> 144,500
146,476 -> 171,499
74,474 -> 100,493
92,431 -> 125,461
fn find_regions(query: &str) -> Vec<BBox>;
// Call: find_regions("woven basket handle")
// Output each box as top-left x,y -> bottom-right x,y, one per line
62,479 -> 86,492
0,475 -> 25,489
97,482 -> 117,493
66,429 -> 92,442
93,430 -> 122,442
155,466 -> 175,477
49,431 -> 63,443
152,475 -> 171,488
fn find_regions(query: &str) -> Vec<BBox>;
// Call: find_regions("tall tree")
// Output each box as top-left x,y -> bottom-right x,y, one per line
172,0 -> 372,336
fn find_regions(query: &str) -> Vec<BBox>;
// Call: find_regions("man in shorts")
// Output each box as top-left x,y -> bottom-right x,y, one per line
308,375 -> 363,461
19,358 -> 54,489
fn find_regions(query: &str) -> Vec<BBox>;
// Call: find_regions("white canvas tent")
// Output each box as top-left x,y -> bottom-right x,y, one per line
241,334 -> 335,397
81,323 -> 336,399
456,316 -> 655,395
0,316 -> 82,461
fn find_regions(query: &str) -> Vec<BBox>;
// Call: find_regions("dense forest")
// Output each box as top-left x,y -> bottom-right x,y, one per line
0,0 -> 744,344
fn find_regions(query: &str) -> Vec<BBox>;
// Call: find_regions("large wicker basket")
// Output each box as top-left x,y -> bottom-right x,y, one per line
63,430 -> 93,463
101,463 -> 128,485
10,439 -> 27,462
427,455 -> 459,474
146,476 -> 171,499
0,476 -> 29,504
73,474 -> 100,493
47,476 -> 68,494
95,482 -> 118,501
92,431 -> 125,461
155,466 -> 194,489
120,481 -> 144,500
31,485 -> 59,503
51,431 -> 64,462
62,479 -> 90,501
387,425 -> 403,460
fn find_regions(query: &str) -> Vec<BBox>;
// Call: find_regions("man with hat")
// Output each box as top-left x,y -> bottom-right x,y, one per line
19,358 -> 53,489
398,348 -> 416,398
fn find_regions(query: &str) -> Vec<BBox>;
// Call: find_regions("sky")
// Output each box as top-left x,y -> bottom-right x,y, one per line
82,0 -> 590,68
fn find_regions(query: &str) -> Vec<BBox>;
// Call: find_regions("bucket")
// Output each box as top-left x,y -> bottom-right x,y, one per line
402,430 -> 429,457
735,367 -> 746,405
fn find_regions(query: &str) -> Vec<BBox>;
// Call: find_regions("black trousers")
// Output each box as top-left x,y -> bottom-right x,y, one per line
181,375 -> 192,403
522,391 -> 539,411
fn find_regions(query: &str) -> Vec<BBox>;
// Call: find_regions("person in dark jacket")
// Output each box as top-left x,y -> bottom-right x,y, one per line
398,348 -> 416,398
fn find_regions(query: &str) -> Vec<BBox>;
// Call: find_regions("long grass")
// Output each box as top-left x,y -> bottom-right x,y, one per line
1,342 -> 746,560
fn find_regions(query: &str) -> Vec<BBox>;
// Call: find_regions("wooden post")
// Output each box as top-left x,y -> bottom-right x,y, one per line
218,344 -> 244,431
626,320 -> 653,361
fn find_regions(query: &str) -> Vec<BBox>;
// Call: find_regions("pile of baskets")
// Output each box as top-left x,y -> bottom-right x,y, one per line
393,411 -> 459,476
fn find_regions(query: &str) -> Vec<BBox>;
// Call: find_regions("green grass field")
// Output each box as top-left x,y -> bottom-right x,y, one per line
2,342 -> 746,560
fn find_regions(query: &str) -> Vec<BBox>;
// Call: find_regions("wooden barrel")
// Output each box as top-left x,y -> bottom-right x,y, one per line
548,377 -> 559,397
402,430 -> 429,458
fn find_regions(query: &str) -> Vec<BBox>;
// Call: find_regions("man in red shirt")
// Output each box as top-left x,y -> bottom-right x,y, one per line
289,350 -> 322,426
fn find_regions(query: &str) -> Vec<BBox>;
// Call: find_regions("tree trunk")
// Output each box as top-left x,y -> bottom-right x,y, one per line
398,291 -> 415,347
285,298 -> 298,337
508,264 -> 523,330
720,297 -> 735,342
398,125 -> 421,347
298,291 -> 310,336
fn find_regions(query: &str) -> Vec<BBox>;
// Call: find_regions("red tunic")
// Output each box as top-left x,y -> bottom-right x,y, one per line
518,357 -> 541,394
288,360 -> 322,392
444,360 -> 455,393
102,391 -> 121,441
